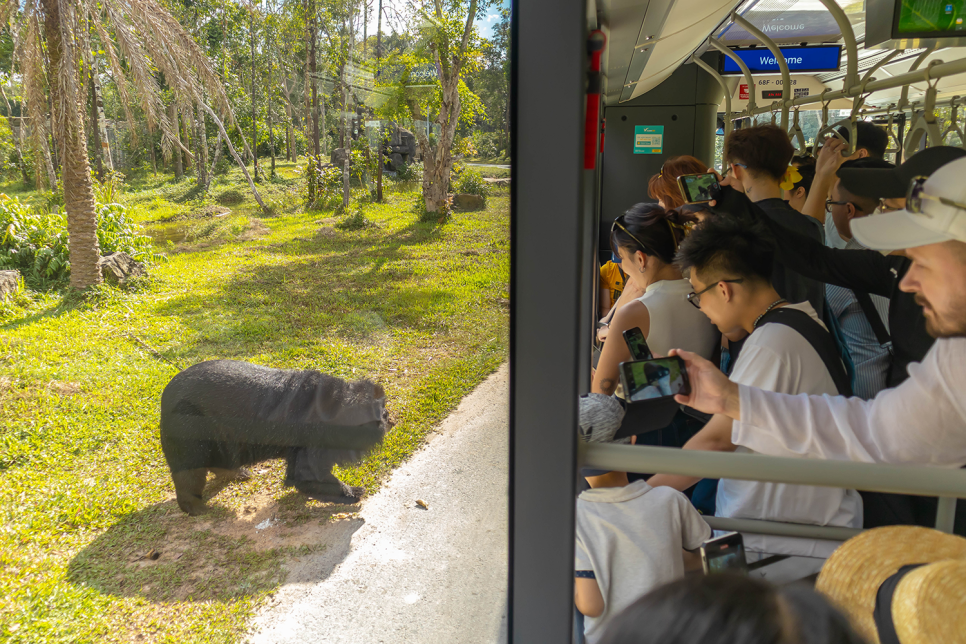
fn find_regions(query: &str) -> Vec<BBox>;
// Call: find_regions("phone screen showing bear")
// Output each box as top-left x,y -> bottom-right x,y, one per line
679,173 -> 719,204
623,357 -> 690,402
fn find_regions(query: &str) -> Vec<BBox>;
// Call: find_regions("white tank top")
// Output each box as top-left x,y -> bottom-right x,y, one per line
635,279 -> 718,360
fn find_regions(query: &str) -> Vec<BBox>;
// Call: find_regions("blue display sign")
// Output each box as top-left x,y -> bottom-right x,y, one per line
720,45 -> 842,74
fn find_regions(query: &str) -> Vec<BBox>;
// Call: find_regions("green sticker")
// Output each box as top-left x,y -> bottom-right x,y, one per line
634,125 -> 664,155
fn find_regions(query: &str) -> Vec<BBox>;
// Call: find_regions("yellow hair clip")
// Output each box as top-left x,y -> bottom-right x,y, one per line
779,165 -> 803,191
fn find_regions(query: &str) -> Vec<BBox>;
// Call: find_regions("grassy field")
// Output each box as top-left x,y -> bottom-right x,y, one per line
0,161 -> 509,642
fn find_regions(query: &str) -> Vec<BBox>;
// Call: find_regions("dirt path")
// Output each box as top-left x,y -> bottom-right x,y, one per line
247,364 -> 509,644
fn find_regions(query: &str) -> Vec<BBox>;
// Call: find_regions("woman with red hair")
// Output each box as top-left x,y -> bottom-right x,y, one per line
647,156 -> 710,209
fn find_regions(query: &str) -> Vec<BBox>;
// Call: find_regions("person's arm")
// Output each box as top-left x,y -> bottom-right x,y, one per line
592,301 -> 650,396
800,137 -> 848,224
574,577 -> 605,617
715,186 -> 902,297
670,342 -> 966,466
647,414 -> 737,491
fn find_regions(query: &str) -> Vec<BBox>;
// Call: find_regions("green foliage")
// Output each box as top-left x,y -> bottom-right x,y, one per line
335,207 -> 373,230
394,161 -> 422,183
92,171 -> 125,204
304,156 -> 343,209
453,168 -> 488,203
469,131 -> 504,159
0,195 -> 162,288
453,136 -> 478,158
216,189 -> 246,205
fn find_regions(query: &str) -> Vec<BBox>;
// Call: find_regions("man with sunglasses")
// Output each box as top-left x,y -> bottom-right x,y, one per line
671,157 -> 966,532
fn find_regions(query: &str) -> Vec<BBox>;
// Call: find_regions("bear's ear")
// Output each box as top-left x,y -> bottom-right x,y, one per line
373,383 -> 386,400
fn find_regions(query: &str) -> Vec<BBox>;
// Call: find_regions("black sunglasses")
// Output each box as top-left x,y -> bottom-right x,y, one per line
686,279 -> 743,309
611,215 -> 652,255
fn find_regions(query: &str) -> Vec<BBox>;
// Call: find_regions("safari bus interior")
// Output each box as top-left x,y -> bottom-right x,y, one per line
509,0 -> 966,639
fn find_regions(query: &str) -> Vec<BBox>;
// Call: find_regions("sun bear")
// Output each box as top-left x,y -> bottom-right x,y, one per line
160,360 -> 386,515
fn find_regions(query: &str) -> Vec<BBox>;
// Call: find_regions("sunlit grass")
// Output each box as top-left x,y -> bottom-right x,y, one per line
0,163 -> 508,642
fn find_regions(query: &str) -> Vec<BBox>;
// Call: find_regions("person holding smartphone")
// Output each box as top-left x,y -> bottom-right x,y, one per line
591,203 -> 717,407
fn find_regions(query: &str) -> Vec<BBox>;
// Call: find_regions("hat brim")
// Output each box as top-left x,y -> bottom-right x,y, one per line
837,168 -> 906,199
851,209 -> 954,251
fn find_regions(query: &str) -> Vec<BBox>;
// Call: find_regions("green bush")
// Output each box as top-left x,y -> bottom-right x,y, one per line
305,156 -> 344,208
453,168 -> 489,203
216,189 -> 245,205
0,194 -> 163,289
470,131 -> 505,159
394,161 -> 422,183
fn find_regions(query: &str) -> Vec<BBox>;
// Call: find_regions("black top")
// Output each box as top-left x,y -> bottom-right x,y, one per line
714,189 -> 935,386
754,198 -> 827,320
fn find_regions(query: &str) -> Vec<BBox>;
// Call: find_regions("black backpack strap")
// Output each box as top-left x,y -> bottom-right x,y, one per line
854,291 -> 892,347
758,307 -> 853,396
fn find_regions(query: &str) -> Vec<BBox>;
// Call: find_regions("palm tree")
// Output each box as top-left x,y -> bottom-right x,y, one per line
15,0 -> 265,289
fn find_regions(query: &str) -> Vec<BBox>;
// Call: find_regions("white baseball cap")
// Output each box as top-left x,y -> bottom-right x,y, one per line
852,156 -> 966,251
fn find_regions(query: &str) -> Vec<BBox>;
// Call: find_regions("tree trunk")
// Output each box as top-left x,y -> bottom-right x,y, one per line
150,134 -> 157,176
0,82 -> 31,185
90,61 -> 113,177
207,128 -> 223,188
180,108 -> 192,172
267,12 -> 275,177
196,103 -> 209,188
170,103 -> 183,179
201,103 -> 268,212
309,0 -> 320,156
250,10 -> 261,181
283,80 -> 293,162
44,0 -> 102,288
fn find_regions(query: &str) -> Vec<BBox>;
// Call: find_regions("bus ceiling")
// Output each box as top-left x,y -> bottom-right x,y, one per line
594,0 -> 966,111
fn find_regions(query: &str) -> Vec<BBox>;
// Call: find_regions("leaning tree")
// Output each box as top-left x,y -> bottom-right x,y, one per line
14,0 -> 265,289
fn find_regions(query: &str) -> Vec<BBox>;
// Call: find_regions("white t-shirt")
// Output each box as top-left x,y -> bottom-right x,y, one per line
735,337 -> 966,466
717,302 -> 863,558
575,480 -> 710,644
636,279 -> 718,360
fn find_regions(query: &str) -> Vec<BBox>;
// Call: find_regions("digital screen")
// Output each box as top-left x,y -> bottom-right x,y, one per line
707,548 -> 746,573
624,358 -> 688,402
896,0 -> 965,35
720,45 -> 842,74
679,173 -> 718,204
624,330 -> 652,361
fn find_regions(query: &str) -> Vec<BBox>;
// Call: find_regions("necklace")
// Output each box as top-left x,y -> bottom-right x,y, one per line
753,298 -> 787,329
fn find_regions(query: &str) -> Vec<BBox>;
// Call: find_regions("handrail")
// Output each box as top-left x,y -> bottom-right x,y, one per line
898,46 -> 937,112
704,516 -> 862,542
942,96 -> 965,147
788,108 -> 806,154
692,55 -> 732,173
579,443 -> 966,534
817,0 -> 858,89
708,37 -> 756,113
904,62 -> 944,158
731,12 -> 790,129
736,50 -> 966,119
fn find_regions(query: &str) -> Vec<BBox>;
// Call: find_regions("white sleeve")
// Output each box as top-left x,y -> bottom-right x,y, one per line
677,494 -> 712,550
732,339 -> 966,466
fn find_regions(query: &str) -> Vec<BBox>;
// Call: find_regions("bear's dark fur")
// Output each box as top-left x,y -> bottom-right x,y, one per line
160,360 -> 386,515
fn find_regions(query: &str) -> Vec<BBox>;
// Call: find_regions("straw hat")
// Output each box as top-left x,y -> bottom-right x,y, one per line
816,526 -> 966,644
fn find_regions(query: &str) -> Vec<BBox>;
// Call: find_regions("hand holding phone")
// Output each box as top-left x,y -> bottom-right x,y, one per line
619,356 -> 691,402
700,532 -> 748,575
622,328 -> 653,360
677,172 -> 720,204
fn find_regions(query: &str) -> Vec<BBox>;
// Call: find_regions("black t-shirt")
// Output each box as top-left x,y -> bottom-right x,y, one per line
754,198 -> 827,320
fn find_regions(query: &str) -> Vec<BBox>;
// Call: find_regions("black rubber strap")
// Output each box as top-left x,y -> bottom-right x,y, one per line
758,307 -> 853,397
854,291 -> 892,347
873,564 -> 926,644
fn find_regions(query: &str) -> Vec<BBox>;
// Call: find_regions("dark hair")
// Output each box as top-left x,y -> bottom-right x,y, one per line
724,125 -> 794,181
837,121 -> 889,159
599,575 -> 865,644
611,203 -> 696,265
834,160 -> 884,214
789,162 -> 815,195
674,215 -> 774,283
647,155 -> 710,209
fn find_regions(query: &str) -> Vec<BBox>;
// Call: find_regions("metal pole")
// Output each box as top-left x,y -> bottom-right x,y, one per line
817,0 -> 859,89
936,497 -> 958,533
692,56 -> 731,172
709,37 -> 756,113
731,12 -> 790,129
737,50 -> 966,119
705,516 -> 862,542
580,443 -> 966,498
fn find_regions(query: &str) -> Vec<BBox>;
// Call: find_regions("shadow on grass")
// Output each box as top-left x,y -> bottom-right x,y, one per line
65,495 -> 363,603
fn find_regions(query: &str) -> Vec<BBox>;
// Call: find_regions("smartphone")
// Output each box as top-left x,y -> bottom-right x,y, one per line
622,327 -> 653,361
677,172 -> 720,204
700,532 -> 749,575
619,356 -> 691,403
